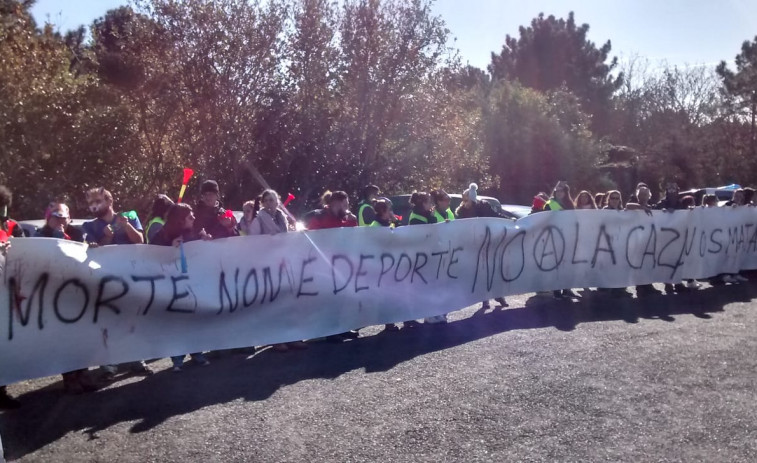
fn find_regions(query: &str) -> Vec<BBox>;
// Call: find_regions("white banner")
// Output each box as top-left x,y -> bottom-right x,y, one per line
2,208 -> 757,384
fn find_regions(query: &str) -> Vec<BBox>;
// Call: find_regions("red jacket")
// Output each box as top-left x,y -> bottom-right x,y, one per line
307,209 -> 358,230
0,219 -> 20,242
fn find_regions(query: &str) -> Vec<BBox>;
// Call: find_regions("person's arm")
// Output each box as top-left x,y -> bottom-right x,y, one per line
117,216 -> 144,244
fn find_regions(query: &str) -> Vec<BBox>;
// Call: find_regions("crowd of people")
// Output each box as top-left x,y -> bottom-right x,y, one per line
0,178 -> 755,406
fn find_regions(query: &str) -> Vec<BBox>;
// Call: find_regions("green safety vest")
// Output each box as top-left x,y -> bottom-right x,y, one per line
358,202 -> 373,227
544,199 -> 563,211
369,220 -> 394,229
145,217 -> 165,244
408,211 -> 429,224
433,208 -> 455,222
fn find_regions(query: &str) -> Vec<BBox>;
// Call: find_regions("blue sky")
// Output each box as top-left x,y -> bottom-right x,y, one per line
31,0 -> 756,71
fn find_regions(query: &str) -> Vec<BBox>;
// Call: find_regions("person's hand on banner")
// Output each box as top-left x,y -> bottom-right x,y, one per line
199,228 -> 212,241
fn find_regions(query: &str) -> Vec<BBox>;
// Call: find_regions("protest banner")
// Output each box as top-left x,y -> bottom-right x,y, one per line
2,208 -> 757,384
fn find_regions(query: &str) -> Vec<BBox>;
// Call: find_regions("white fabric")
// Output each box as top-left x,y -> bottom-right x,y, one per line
1,208 -> 757,384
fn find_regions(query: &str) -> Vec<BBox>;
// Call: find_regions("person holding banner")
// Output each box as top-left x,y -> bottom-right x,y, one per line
0,186 -> 24,241
307,191 -> 359,341
82,187 -> 144,246
456,184 -> 509,308
357,184 -> 380,226
151,203 -> 212,370
573,190 -> 598,209
544,181 -> 580,299
368,199 -> 401,331
194,180 -> 226,239
248,190 -> 309,351
655,183 -> 698,292
431,189 -> 455,222
307,191 -> 358,230
0,197 -> 21,409
36,202 -> 101,393
82,187 -> 151,377
145,194 -> 175,244
626,184 -> 660,296
602,190 -> 623,210
237,199 -> 258,236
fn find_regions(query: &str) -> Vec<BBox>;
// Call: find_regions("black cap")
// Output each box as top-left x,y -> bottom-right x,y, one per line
201,180 -> 219,194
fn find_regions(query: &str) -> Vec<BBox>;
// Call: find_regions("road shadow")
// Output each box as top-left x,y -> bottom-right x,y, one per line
2,281 -> 757,460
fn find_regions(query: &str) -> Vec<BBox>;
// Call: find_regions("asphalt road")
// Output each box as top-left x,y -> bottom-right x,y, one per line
2,278 -> 757,462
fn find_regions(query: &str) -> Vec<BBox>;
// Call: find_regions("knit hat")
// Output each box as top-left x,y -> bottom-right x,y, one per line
464,183 -> 478,202
201,180 -> 219,194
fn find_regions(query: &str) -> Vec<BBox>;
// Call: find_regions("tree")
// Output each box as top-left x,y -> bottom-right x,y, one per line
488,12 -> 622,135
482,81 -> 604,203
717,35 -> 757,158
0,0 -> 138,218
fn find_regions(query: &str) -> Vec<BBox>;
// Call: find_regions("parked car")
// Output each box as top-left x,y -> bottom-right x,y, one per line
679,184 -> 740,206
386,194 -> 528,225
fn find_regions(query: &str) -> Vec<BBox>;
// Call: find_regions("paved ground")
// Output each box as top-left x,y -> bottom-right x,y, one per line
2,277 -> 757,462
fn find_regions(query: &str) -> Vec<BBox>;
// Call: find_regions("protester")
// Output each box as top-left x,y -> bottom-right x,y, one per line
237,200 -> 257,236
594,192 -> 606,209
408,191 -> 437,225
680,195 -> 696,209
307,190 -> 358,230
544,181 -> 579,299
357,184 -> 380,226
151,203 -> 212,370
701,194 -> 718,207
530,192 -> 549,214
216,209 -> 240,239
307,191 -> 359,340
625,184 -> 653,212
36,202 -> 100,393
544,181 -> 574,211
626,184 -> 659,296
82,187 -> 144,246
743,187 -> 755,205
247,190 -> 309,350
0,191 -> 21,408
82,187 -> 151,377
193,180 -> 225,239
0,186 -> 23,241
603,190 -> 623,210
455,183 -> 501,219
655,183 -> 698,292
368,200 -> 401,331
721,189 -> 750,284
456,183 -> 508,308
655,182 -> 682,211
431,189 -> 455,222
574,190 -> 597,209
145,194 -> 175,244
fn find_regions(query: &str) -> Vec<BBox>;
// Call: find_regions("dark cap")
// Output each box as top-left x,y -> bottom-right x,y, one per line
201,180 -> 219,194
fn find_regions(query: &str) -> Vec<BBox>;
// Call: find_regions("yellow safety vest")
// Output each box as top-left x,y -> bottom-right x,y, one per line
145,217 -> 165,244
358,202 -> 373,227
369,220 -> 394,229
544,199 -> 563,211
408,212 -> 429,224
433,208 -> 455,222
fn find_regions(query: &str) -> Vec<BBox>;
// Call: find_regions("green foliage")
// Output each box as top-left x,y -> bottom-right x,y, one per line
482,81 -> 603,203
489,12 -> 622,135
3,1 -> 757,219
717,35 -> 757,159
